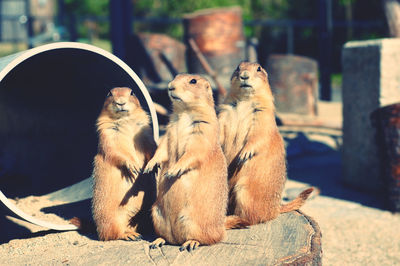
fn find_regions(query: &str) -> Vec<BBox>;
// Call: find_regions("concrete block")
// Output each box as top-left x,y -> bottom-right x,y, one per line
342,38 -> 400,191
267,54 -> 318,116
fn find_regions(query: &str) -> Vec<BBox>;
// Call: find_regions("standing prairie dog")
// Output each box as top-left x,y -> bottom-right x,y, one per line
144,74 -> 245,252
91,87 -> 156,241
218,62 -> 313,225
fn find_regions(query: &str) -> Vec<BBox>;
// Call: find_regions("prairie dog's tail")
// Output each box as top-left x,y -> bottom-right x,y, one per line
224,215 -> 250,229
70,217 -> 96,233
280,187 -> 314,213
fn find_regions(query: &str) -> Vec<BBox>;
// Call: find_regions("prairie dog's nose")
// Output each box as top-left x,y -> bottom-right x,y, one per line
240,71 -> 249,80
115,102 -> 126,106
168,83 -> 175,91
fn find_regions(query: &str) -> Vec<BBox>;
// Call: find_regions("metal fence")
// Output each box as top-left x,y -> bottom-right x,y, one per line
0,4 -> 387,101
0,0 -> 29,42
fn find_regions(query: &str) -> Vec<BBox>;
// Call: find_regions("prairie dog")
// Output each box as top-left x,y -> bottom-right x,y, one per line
91,87 -> 156,241
144,74 -> 234,251
218,62 -> 313,225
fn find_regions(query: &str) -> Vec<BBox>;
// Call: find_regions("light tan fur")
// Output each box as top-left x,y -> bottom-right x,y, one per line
218,62 -> 313,225
91,87 -> 156,241
144,74 -> 234,251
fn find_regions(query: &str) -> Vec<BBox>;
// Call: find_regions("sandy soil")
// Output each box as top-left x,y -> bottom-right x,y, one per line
1,102 -> 400,265
1,178 -> 399,265
7,196 -> 72,232
284,181 -> 400,266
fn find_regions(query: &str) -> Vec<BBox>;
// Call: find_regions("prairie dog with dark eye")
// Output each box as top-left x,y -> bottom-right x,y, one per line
218,62 -> 313,225
144,74 -> 246,252
91,87 -> 156,241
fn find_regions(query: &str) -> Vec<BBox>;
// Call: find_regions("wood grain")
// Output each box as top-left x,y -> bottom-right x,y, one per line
1,210 -> 321,265
137,211 -> 321,265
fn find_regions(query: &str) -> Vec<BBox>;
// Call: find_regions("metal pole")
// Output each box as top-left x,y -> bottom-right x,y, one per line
25,0 -> 34,48
110,0 -> 132,61
57,0 -> 64,25
318,0 -> 332,101
0,1 -> 3,41
287,24 -> 294,54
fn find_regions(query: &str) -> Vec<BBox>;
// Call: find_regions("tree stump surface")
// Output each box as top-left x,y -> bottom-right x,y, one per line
139,211 -> 322,266
1,180 -> 321,264
0,209 -> 322,265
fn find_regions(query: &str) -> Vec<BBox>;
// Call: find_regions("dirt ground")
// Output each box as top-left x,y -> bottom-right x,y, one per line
1,101 -> 400,265
1,178 -> 399,265
285,181 -> 400,265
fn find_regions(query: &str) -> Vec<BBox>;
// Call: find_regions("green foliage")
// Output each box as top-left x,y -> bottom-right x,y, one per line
339,0 -> 356,6
134,0 -> 250,18
251,0 -> 289,19
63,0 -> 387,72
134,0 -> 247,40
64,0 -> 109,15
132,0 -> 297,20
132,0 -> 294,39
64,0 -> 109,40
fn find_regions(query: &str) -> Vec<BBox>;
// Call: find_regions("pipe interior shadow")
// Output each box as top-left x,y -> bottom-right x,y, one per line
0,48 -> 150,197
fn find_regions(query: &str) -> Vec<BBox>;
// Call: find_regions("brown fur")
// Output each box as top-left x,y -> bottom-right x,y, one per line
224,215 -> 250,229
91,87 -> 156,241
144,74 -> 240,251
280,187 -> 314,213
218,62 -> 313,225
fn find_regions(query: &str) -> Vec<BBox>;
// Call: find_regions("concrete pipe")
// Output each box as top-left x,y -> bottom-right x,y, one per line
0,42 -> 159,231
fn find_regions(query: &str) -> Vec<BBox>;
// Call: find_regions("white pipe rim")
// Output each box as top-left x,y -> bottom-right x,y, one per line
0,42 -> 159,231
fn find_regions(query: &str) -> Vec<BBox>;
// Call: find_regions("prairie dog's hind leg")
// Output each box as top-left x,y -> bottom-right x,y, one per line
179,240 -> 200,252
149,237 -> 166,249
122,230 -> 142,241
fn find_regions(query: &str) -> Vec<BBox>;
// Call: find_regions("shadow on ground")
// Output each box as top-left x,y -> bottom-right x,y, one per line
0,131 -> 388,244
0,197 -> 158,244
0,199 -> 97,244
286,132 -> 386,209
0,204 -> 65,244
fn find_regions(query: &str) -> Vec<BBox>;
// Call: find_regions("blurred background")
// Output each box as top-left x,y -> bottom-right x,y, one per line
1,2 -> 400,262
2,0 -> 400,201
0,0 -> 391,101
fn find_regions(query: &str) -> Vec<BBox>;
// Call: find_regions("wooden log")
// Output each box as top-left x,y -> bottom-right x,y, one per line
188,38 -> 227,97
267,54 -> 319,116
371,103 -> 400,212
383,0 -> 400,37
183,7 -> 245,88
1,180 -> 321,263
141,211 -> 322,265
127,33 -> 186,84
2,200 -> 322,265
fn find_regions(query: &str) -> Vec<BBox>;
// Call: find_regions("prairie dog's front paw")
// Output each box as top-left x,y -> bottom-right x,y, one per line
122,231 -> 142,241
164,167 -> 191,179
180,240 -> 200,252
125,162 -> 140,179
150,237 -> 166,249
143,159 -> 159,174
238,149 -> 257,164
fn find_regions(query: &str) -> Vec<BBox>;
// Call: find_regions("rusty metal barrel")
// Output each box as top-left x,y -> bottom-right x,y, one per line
183,6 -> 245,88
266,54 -> 318,116
371,103 -> 400,212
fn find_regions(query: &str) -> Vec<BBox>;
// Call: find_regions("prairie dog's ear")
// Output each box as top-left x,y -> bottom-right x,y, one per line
133,97 -> 140,107
206,83 -> 213,99
130,92 -> 140,107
